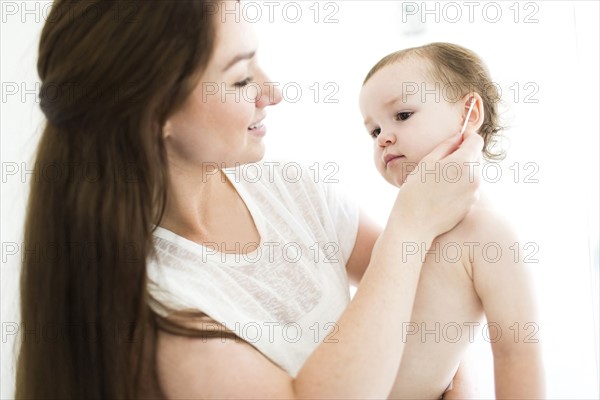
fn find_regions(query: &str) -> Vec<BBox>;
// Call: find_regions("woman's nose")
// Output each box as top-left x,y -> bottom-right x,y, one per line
255,72 -> 283,108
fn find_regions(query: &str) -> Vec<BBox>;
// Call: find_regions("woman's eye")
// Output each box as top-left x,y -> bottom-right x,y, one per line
396,112 -> 413,121
370,128 -> 381,139
234,77 -> 254,87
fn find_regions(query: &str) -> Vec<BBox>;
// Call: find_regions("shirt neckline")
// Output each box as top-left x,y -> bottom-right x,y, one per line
153,166 -> 266,265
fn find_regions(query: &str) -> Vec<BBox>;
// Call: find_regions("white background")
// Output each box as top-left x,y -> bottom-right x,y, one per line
2,1 -> 599,398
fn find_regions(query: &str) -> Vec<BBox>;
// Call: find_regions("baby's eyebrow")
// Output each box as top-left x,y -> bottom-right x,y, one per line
385,93 -> 413,107
363,93 -> 414,126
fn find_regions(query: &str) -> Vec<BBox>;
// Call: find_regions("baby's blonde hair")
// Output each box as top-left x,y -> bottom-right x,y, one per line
363,42 -> 505,161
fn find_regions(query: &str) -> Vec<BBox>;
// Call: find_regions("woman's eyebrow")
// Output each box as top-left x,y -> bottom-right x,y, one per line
222,51 -> 256,72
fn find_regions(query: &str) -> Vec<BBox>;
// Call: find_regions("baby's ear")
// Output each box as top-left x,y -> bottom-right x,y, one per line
461,93 -> 485,133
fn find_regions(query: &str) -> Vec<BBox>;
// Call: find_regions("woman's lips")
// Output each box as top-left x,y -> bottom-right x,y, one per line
248,123 -> 266,137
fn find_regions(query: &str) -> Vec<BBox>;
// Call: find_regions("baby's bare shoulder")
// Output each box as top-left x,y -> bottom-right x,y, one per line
443,193 -> 515,245
434,194 -> 519,279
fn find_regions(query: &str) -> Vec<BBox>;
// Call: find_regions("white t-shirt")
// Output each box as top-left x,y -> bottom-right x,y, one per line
147,161 -> 360,377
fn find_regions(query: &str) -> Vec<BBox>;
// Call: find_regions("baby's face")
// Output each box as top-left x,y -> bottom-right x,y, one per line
359,59 -> 464,187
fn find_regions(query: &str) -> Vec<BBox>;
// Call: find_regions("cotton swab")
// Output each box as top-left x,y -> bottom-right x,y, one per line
460,97 -> 476,135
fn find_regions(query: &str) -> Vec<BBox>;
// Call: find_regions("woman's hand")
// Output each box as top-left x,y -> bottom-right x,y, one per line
389,130 -> 484,240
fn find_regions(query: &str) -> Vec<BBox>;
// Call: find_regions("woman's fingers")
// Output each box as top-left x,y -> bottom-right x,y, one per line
392,129 -> 484,238
450,129 -> 484,163
421,133 -> 463,163
421,130 -> 484,164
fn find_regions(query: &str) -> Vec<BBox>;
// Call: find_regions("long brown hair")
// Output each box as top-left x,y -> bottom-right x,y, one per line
16,1 -> 239,398
363,42 -> 505,160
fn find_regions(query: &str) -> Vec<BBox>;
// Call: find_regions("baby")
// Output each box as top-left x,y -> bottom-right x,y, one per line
359,42 -> 545,399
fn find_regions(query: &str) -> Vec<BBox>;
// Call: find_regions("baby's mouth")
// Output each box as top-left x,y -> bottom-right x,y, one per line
384,154 -> 406,167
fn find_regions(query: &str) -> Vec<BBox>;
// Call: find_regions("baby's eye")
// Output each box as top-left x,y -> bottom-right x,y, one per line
396,112 -> 413,121
370,128 -> 381,139
234,77 -> 254,87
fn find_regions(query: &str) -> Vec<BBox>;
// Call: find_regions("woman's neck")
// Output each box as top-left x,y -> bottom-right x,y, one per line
160,165 -> 237,240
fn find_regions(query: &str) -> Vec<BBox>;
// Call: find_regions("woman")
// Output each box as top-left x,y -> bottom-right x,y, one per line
16,1 -> 483,398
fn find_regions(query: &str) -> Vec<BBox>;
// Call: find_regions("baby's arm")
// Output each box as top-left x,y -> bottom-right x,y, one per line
468,209 -> 546,399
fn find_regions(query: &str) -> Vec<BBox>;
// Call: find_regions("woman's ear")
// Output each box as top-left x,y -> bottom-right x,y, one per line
162,120 -> 172,139
461,93 -> 484,133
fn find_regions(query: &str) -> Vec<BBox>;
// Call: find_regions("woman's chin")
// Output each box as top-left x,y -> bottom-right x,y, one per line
239,147 -> 266,166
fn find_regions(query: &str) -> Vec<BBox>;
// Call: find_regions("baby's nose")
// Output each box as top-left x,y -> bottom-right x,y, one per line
377,129 -> 396,146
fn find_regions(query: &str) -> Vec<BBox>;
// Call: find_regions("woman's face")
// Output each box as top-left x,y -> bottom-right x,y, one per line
164,2 -> 282,169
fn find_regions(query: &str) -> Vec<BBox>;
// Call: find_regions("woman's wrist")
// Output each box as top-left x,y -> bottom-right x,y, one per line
383,215 -> 435,249
386,196 -> 437,245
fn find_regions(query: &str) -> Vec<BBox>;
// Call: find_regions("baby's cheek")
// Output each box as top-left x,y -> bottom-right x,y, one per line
373,152 -> 384,171
414,143 -> 438,163
375,163 -> 386,179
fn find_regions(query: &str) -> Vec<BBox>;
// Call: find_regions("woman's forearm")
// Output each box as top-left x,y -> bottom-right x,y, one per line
293,133 -> 483,399
293,215 -> 434,399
